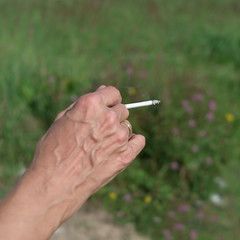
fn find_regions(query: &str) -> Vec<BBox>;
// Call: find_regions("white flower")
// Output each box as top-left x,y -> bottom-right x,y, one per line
214,177 -> 227,189
152,216 -> 162,223
210,193 -> 226,207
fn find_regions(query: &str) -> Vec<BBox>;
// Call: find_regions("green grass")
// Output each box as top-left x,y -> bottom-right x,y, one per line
0,0 -> 240,239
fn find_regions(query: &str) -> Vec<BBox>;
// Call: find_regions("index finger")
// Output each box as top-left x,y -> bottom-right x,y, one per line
96,86 -> 122,107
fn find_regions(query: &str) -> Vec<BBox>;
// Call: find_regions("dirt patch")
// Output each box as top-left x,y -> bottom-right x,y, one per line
51,204 -> 149,240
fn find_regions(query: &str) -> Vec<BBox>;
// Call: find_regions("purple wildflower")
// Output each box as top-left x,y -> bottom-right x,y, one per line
192,93 -> 204,101
126,66 -> 133,75
171,162 -> 179,170
181,100 -> 192,113
191,145 -> 199,153
173,223 -> 185,231
162,230 -> 173,240
209,100 -> 217,111
205,157 -> 213,165
123,194 -> 132,203
178,204 -> 190,212
190,229 -> 198,240
172,127 -> 179,136
189,119 -> 196,127
206,112 -> 214,121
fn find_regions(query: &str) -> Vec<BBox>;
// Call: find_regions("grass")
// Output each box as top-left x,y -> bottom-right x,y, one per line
0,0 -> 240,239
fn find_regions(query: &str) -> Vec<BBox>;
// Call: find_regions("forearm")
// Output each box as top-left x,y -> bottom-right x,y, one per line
0,169 -> 72,240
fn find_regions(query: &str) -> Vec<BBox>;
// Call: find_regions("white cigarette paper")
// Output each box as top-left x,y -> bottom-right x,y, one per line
125,100 -> 161,109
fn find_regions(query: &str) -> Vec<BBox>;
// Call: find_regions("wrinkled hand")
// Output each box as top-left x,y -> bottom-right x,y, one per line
0,86 -> 145,240
30,85 -> 145,223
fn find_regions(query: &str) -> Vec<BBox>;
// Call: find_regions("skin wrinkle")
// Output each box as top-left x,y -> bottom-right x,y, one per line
100,130 -> 128,153
66,117 -> 122,193
90,126 -> 119,164
87,162 -> 124,195
42,151 -> 87,211
34,104 -> 127,201
57,146 -> 96,195
52,128 -> 80,166
53,139 -> 64,165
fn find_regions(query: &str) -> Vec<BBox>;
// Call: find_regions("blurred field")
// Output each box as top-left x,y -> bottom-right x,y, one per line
0,0 -> 240,239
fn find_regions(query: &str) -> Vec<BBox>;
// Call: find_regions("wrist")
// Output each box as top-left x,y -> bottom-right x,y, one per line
0,168 -> 67,239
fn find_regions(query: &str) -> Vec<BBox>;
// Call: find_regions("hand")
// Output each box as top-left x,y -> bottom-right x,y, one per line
31,85 -> 145,220
0,86 -> 145,240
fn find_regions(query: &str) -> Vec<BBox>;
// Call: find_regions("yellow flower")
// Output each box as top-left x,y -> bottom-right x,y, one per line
225,113 -> 235,122
128,87 -> 137,96
144,195 -> 152,204
109,192 -> 117,200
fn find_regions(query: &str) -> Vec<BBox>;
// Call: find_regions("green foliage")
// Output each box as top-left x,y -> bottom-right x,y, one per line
0,0 -> 240,239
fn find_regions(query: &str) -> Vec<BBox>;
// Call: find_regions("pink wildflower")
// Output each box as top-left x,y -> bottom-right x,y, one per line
173,223 -> 185,231
123,194 -> 132,203
192,93 -> 204,101
126,66 -> 133,75
209,100 -> 217,111
190,229 -> 198,239
206,112 -> 214,121
172,128 -> 179,135
171,162 -> 179,170
178,204 -> 190,212
181,100 -> 192,113
205,157 -> 213,165
191,145 -> 199,153
162,230 -> 173,240
189,119 -> 196,127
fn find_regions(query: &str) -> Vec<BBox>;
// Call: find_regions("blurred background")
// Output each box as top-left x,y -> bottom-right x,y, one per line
0,0 -> 240,239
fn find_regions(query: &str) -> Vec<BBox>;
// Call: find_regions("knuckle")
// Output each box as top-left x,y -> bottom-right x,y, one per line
125,107 -> 130,118
108,86 -> 122,101
78,93 -> 101,108
116,129 -> 128,143
105,111 -> 118,126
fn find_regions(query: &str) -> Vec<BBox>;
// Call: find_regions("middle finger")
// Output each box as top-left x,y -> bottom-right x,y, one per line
110,104 -> 129,122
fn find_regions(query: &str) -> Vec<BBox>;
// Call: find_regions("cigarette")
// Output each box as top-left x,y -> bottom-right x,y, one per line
124,100 -> 161,109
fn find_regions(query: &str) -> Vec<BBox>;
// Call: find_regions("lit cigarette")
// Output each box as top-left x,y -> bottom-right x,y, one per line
125,100 -> 161,109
